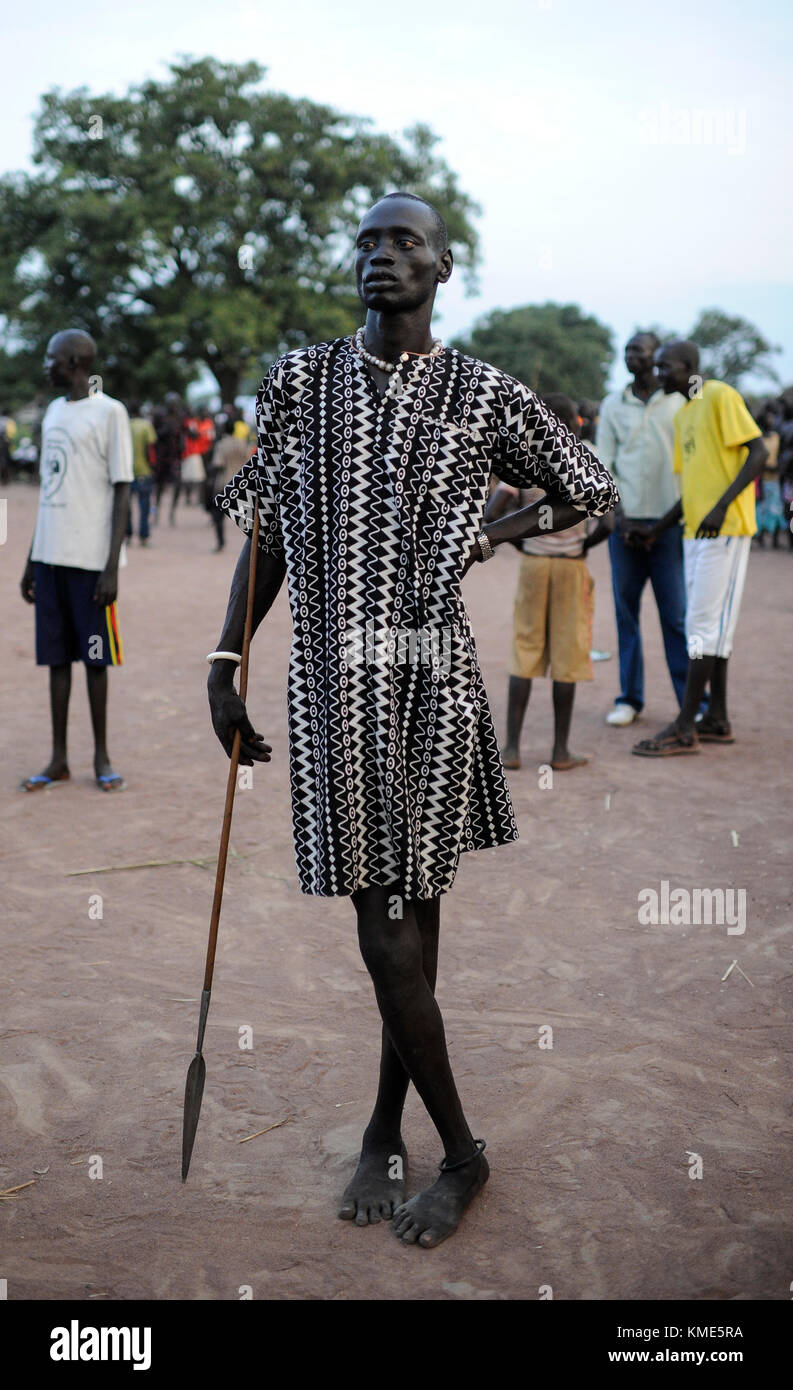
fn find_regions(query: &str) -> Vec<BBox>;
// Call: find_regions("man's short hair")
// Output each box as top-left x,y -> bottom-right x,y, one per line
53,328 -> 97,367
376,192 -> 448,254
663,338 -> 700,372
629,330 -> 662,351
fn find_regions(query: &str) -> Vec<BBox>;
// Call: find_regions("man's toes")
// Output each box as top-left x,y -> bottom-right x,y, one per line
366,1205 -> 381,1224
419,1227 -> 445,1249
380,1200 -> 394,1220
392,1211 -> 412,1236
399,1221 -> 421,1245
354,1205 -> 369,1226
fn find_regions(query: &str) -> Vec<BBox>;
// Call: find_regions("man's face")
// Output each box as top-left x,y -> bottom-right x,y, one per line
654,347 -> 691,396
354,198 -> 451,314
43,336 -> 75,389
625,335 -> 657,379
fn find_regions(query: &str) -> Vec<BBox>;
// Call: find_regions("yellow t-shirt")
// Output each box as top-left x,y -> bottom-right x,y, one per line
673,381 -> 760,538
232,419 -> 254,444
130,416 -> 157,479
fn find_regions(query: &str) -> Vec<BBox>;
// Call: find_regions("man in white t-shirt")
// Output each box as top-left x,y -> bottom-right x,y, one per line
19,330 -> 133,792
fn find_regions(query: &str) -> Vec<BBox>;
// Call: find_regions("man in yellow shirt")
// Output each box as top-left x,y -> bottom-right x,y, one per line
631,340 -> 766,755
126,400 -> 157,545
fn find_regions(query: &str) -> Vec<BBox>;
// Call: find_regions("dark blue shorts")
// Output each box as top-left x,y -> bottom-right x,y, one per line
33,562 -> 124,667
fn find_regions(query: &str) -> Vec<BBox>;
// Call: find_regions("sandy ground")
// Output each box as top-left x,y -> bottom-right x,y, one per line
1,482 -> 791,1302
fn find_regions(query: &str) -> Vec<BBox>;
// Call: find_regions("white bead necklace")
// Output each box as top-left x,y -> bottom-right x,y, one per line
354,327 -> 443,402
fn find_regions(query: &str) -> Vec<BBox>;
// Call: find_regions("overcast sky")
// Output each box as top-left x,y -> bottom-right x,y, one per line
3,0 -> 791,392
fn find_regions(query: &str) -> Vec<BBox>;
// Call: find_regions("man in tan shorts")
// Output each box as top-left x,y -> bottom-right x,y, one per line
487,393 -> 615,770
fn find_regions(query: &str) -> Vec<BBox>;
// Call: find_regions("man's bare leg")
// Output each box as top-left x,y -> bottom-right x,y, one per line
343,884 -> 489,1248
550,680 -> 587,769
37,663 -> 71,779
635,654 -> 715,751
707,656 -> 729,724
339,895 -> 439,1225
501,675 -> 531,769
86,666 -> 120,781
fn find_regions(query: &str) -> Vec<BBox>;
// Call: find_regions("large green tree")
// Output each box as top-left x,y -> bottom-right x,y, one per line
0,57 -> 480,407
452,303 -> 614,400
688,309 -> 781,391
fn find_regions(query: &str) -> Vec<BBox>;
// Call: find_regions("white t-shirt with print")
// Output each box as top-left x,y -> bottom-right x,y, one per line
31,393 -> 134,571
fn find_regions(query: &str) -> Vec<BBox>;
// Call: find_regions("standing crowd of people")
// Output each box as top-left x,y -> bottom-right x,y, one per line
125,396 -> 255,551
16,319 -> 788,797
492,331 -> 784,767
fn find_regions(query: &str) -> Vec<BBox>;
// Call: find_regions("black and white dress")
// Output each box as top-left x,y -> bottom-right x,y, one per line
217,338 -> 618,900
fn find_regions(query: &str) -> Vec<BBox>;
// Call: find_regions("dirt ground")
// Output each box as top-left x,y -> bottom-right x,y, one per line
1,482 -> 791,1302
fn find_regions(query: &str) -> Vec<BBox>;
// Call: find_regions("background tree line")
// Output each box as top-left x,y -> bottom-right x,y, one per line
0,58 -> 784,413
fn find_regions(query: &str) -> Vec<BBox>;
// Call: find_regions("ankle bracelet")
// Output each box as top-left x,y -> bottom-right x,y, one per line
438,1138 -> 486,1173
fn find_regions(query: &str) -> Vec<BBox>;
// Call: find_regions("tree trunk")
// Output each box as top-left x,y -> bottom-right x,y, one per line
207,359 -> 240,405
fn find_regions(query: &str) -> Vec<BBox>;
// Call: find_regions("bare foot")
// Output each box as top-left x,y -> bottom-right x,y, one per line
550,752 -> 588,771
392,1145 -> 489,1248
338,1138 -> 407,1226
501,745 -> 520,770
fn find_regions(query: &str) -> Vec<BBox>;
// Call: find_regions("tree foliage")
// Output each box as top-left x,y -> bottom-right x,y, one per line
452,302 -> 615,401
0,57 -> 480,407
688,309 -> 781,391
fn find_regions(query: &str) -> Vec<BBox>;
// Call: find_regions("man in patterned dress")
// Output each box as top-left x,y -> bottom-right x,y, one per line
207,194 -> 618,1248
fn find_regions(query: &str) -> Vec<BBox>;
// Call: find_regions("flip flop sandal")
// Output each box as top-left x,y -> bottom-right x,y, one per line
632,732 -> 700,758
19,769 -> 70,792
96,774 -> 126,792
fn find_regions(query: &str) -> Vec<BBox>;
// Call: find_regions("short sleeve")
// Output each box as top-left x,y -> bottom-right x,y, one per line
714,384 -> 761,451
491,378 -> 619,517
215,361 -> 287,555
106,400 -> 134,483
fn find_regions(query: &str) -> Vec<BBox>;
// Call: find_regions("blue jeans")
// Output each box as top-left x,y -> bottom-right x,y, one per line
127,476 -> 152,541
608,523 -> 688,712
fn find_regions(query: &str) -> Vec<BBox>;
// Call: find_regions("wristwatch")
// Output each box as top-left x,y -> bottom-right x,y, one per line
477,530 -> 495,562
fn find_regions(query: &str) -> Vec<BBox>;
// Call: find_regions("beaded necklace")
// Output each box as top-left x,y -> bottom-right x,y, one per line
353,326 -> 444,402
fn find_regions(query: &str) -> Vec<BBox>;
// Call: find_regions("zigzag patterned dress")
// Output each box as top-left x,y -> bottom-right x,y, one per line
217,337 -> 618,900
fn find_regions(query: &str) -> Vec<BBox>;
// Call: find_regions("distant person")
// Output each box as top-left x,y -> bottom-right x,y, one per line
151,393 -> 184,518
632,340 -> 767,755
577,398 -> 599,444
596,332 -> 689,727
753,403 -> 785,548
19,330 -> 132,792
206,419 -> 254,551
231,405 -> 254,445
126,399 -> 157,546
775,390 -> 793,548
486,393 -> 614,771
0,407 -> 16,485
172,409 -> 214,521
